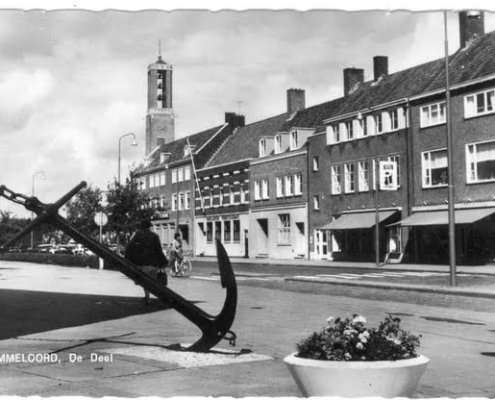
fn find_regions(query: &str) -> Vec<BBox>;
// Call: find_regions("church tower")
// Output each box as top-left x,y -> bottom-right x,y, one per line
145,46 -> 175,155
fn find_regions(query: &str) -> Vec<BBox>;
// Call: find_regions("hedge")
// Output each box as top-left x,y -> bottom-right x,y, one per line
0,252 -> 120,270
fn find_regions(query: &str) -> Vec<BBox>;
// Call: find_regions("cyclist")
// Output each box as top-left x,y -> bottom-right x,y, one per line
171,233 -> 183,274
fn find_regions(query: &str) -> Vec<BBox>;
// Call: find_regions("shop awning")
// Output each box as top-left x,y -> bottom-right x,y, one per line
394,208 -> 495,227
318,210 -> 397,230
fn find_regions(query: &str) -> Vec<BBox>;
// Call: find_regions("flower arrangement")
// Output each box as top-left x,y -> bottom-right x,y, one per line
296,314 -> 421,362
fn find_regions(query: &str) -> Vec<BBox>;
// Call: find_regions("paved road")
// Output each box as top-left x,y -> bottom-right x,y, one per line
1,260 -> 495,397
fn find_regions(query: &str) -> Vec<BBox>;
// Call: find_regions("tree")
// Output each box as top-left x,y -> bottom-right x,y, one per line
104,178 -> 157,246
65,185 -> 103,236
0,211 -> 31,248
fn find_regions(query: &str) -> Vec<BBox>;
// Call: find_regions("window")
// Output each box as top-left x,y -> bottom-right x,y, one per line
233,220 -> 241,242
278,214 -> 291,245
294,174 -> 302,195
178,192 -> 185,210
224,220 -> 231,243
171,193 -> 177,211
218,188 -> 223,206
259,139 -> 267,157
358,118 -> 367,137
171,169 -> 177,183
290,131 -> 299,150
240,186 -> 247,203
329,123 -> 340,143
420,102 -> 446,127
215,221 -> 222,240
184,166 -> 191,181
254,181 -> 261,201
331,165 -> 341,195
148,175 -> 154,188
389,109 -> 399,130
422,149 -> 448,188
313,195 -> 320,210
178,167 -> 184,182
358,160 -> 370,192
344,163 -> 355,193
274,135 -> 282,154
345,120 -> 353,140
206,222 -> 213,243
312,156 -> 319,171
284,175 -> 293,196
229,188 -> 234,204
160,196 -> 166,209
159,172 -> 166,186
276,177 -> 284,198
467,140 -> 495,183
185,191 -> 191,209
261,178 -> 269,199
374,113 -> 383,134
465,89 -> 495,118
386,155 -> 400,187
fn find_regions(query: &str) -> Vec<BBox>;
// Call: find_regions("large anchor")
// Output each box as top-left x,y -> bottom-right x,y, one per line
0,181 -> 237,352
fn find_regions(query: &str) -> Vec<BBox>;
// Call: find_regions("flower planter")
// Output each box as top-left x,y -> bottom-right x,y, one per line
284,352 -> 429,398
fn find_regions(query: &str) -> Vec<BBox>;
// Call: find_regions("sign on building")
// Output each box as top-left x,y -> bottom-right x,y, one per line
379,161 -> 398,191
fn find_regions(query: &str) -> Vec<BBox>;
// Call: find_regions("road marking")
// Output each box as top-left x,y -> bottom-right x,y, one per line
317,274 -> 359,279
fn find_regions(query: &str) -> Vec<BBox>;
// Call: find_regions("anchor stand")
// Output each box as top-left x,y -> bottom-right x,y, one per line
0,181 -> 237,352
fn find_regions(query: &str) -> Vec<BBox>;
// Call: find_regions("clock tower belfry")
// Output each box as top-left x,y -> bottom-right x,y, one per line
145,46 -> 175,155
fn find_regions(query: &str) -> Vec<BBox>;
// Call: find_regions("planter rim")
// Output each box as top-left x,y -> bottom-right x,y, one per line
284,352 -> 429,369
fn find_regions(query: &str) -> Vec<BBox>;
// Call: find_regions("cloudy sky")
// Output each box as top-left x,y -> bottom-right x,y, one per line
1,7 -> 495,217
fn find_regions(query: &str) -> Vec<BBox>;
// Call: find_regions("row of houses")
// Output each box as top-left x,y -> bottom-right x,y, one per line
133,11 -> 495,265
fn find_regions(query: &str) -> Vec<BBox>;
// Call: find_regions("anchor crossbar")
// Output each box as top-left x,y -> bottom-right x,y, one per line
0,182 -> 237,352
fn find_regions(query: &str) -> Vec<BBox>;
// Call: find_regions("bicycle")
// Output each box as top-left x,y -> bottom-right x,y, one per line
168,251 -> 192,277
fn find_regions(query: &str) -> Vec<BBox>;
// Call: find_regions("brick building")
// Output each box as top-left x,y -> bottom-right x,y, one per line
309,11 -> 495,264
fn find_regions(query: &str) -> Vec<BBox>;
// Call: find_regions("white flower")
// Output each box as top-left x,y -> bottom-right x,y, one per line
343,329 -> 357,336
344,352 -> 352,360
326,316 -> 334,324
358,333 -> 368,343
356,342 -> 364,350
352,315 -> 367,324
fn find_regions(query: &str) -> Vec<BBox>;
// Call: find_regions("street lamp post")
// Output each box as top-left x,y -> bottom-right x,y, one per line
118,133 -> 138,184
31,170 -> 45,249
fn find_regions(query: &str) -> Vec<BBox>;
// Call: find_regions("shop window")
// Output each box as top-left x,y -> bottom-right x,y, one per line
331,165 -> 341,195
278,214 -> 291,245
224,220 -> 231,243
467,140 -> 495,183
215,221 -> 222,241
206,222 -> 213,243
422,148 -> 448,188
233,220 -> 241,242
420,102 -> 446,127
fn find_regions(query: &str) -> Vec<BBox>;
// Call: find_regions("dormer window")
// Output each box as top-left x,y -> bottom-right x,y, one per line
259,138 -> 267,157
274,135 -> 283,154
290,131 -> 299,150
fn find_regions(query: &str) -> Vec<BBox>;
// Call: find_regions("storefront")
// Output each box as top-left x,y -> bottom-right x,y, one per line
394,206 -> 495,265
195,212 -> 249,258
317,208 -> 401,262
249,204 -> 308,259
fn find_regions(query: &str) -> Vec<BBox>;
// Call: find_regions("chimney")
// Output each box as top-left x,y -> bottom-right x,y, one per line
287,88 -> 306,114
343,68 -> 364,96
459,11 -> 484,48
373,56 -> 388,81
225,112 -> 245,128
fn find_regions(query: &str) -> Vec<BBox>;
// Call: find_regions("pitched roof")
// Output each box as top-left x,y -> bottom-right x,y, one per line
135,124 -> 225,172
207,113 -> 289,167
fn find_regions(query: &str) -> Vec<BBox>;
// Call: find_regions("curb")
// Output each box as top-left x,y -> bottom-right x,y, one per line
285,277 -> 495,299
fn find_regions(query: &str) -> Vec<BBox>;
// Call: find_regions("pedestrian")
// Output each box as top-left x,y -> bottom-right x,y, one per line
171,232 -> 183,274
125,219 -> 168,305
